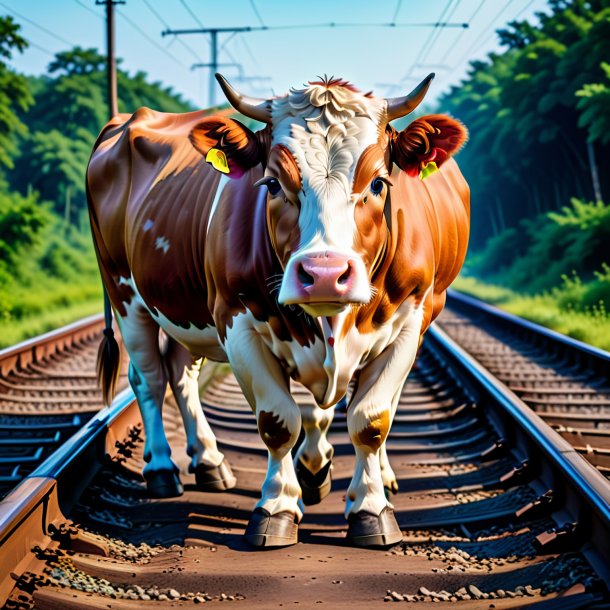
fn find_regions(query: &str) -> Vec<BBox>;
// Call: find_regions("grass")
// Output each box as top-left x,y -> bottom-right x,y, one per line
0,276 -> 102,348
452,275 -> 610,352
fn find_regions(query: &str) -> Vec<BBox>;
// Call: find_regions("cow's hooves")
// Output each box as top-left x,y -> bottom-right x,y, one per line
244,507 -> 298,548
384,482 -> 399,500
346,507 -> 403,548
295,458 -> 332,506
194,458 -> 237,492
145,470 -> 184,498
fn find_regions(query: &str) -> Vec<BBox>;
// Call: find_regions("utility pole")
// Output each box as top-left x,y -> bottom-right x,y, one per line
162,26 -> 253,107
96,0 -> 125,348
97,0 -> 125,118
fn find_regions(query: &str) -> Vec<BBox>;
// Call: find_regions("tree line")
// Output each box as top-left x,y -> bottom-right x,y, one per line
438,0 -> 610,257
0,15 -> 194,337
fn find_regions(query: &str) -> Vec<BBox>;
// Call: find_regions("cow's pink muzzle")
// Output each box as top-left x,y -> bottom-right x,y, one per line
278,252 -> 370,311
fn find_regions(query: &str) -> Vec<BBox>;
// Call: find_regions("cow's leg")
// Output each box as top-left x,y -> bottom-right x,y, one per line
345,318 -> 422,547
117,308 -> 182,498
164,339 -> 236,491
225,316 -> 302,547
380,441 -> 399,496
294,403 -> 334,505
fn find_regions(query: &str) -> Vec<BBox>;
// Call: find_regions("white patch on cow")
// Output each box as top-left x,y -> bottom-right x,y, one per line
206,173 -> 229,235
143,218 -> 154,232
271,82 -> 384,255
155,235 -> 170,253
120,275 -> 227,361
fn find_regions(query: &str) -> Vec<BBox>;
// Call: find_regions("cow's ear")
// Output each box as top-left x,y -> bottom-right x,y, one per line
391,114 -> 467,178
189,116 -> 262,179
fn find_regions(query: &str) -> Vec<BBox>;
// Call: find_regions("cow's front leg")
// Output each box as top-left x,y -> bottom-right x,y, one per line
225,316 -> 302,547
346,319 -> 422,547
294,403 -> 334,505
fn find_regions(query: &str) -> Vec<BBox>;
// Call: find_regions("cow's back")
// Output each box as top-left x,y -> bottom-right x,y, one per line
87,107 -> 222,328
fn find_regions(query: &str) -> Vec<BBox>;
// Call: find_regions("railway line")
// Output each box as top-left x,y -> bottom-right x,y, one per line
0,296 -> 609,609
440,290 -> 610,478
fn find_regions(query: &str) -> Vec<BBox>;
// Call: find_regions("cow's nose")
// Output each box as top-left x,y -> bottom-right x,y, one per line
297,256 -> 354,295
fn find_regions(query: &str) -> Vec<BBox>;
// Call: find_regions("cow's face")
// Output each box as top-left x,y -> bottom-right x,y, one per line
190,75 -> 467,317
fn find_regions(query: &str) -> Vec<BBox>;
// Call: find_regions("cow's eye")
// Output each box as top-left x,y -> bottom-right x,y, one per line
370,178 -> 385,196
266,178 -> 282,196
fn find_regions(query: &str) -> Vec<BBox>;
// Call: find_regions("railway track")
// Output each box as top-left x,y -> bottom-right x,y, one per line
439,290 -> 610,478
0,307 -> 609,608
0,316 -> 129,500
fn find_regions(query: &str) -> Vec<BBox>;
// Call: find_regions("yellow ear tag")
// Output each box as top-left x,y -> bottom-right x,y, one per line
420,161 -> 438,180
205,148 -> 230,174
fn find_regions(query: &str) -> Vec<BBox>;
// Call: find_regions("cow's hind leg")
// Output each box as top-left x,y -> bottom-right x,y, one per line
118,308 -> 182,498
294,403 -> 334,505
164,339 -> 236,491
225,316 -> 302,547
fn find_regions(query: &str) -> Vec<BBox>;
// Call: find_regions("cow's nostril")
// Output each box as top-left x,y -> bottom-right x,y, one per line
297,263 -> 315,287
337,264 -> 352,285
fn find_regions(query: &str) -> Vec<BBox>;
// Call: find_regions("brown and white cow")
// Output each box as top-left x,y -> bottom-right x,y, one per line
87,73 -> 469,548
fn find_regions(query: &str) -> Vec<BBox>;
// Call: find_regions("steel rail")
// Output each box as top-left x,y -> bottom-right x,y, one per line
446,289 -> 610,369
0,387 -> 138,604
428,323 -> 610,583
0,314 -> 104,376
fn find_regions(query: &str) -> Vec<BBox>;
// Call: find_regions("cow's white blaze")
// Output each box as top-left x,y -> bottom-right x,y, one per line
271,82 -> 385,309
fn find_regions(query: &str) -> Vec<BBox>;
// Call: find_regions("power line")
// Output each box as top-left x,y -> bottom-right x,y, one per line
401,0 -> 455,83
438,0 -> 485,64
74,0 -> 104,20
450,0 -> 515,70
116,8 -> 189,68
179,0 -> 205,29
141,0 -> 203,63
163,22 -> 469,36
249,0 -> 266,28
24,38 -> 55,57
391,0 -> 403,24
0,1 -> 77,48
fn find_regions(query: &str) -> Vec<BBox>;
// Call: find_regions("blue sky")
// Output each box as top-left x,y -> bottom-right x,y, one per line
3,0 -> 550,109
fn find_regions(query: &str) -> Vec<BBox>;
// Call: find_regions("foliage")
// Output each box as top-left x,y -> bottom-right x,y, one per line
8,46 -> 195,221
439,1 -> 610,250
0,186 -> 50,265
468,197 -> 610,294
576,62 -> 610,145
0,16 -> 32,170
0,35 -> 197,345
453,275 -> 610,351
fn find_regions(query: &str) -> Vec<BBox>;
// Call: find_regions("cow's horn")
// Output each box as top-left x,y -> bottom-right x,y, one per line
385,73 -> 435,122
215,73 -> 272,123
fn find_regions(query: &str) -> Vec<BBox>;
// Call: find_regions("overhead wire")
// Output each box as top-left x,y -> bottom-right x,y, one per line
400,0 -> 457,83
73,0 -> 104,20
117,7 -> 189,68
391,0 -> 403,24
142,0 -> 204,63
450,0 -> 516,70
438,0 -> 485,64
248,0 -> 266,28
0,1 -> 76,48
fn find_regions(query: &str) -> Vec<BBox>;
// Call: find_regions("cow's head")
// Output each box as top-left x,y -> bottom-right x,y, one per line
190,74 -> 467,317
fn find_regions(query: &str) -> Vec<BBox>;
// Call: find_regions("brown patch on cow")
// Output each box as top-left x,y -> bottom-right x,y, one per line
258,410 -> 292,451
190,116 -> 262,177
355,410 -> 390,451
389,115 -> 468,176
266,145 -> 302,267
352,144 -> 389,195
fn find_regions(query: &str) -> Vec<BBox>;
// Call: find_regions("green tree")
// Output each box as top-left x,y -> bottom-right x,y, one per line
0,15 -> 32,169
577,62 -> 610,145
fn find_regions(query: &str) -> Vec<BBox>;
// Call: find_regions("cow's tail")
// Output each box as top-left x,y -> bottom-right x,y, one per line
97,287 -> 121,406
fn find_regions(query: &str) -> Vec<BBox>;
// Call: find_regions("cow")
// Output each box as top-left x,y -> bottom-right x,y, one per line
86,73 -> 469,548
